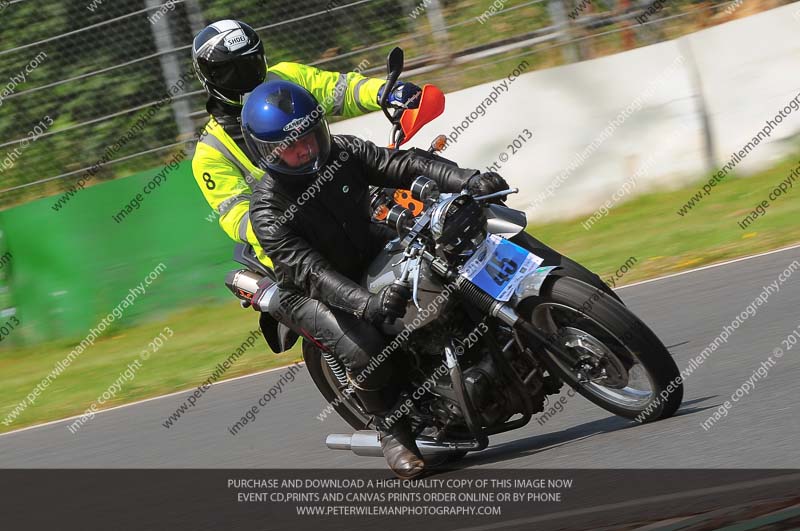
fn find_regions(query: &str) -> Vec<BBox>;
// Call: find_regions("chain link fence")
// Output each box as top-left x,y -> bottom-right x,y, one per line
0,0 -> 791,209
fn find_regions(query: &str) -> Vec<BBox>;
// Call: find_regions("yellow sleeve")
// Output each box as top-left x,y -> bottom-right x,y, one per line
268,61 -> 385,118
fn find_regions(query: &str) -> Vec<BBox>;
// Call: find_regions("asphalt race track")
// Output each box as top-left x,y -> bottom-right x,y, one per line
2,245 -> 799,470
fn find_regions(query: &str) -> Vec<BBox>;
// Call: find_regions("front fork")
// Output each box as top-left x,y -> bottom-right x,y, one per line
424,251 -> 578,435
458,281 -> 584,400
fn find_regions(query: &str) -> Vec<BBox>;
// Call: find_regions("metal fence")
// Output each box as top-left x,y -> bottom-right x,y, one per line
0,0 -> 790,209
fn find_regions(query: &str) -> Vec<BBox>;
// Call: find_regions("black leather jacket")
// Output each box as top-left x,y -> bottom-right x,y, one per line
249,135 -> 478,318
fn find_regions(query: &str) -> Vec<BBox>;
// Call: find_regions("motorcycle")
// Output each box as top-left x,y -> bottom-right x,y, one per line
225,48 -> 683,463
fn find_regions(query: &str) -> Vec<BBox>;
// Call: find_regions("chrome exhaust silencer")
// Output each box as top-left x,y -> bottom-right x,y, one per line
327,431 -> 384,457
326,430 -> 480,458
225,269 -> 263,303
225,269 -> 279,312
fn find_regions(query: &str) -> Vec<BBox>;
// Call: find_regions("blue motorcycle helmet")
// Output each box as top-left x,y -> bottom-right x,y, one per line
241,80 -> 332,176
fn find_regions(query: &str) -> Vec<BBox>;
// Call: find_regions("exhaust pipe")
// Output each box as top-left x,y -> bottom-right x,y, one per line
326,430 -> 483,458
224,269 -> 279,312
327,432 -> 384,457
225,269 -> 263,303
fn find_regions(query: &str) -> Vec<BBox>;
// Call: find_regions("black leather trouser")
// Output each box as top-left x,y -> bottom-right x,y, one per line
273,290 -> 399,414
270,223 -> 400,414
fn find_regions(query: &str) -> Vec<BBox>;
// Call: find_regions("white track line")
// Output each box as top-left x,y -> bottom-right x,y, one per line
616,242 -> 800,290
3,242 -> 800,439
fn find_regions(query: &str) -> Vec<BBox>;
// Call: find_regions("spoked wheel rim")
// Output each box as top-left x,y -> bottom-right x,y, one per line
319,354 -> 372,427
532,302 -> 656,410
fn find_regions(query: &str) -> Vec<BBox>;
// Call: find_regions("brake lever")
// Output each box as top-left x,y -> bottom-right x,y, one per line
473,187 -> 519,202
385,251 -> 415,326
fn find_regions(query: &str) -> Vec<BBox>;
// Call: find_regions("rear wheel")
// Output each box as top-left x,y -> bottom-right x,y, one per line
522,277 -> 682,422
302,341 -> 370,430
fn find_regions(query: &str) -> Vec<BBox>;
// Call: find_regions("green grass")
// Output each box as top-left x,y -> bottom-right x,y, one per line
3,154 -> 800,434
0,303 -> 301,434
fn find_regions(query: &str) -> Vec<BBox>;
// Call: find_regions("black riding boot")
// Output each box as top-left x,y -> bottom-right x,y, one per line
350,379 -> 426,479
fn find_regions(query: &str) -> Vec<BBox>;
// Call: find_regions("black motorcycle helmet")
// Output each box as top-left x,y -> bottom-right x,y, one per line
192,20 -> 267,107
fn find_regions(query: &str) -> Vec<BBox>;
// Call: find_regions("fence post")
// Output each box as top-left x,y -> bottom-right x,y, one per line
426,0 -> 451,61
183,0 -> 207,36
145,0 -> 195,141
549,0 -> 582,63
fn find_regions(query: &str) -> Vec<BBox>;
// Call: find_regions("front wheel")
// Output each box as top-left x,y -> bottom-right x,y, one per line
521,276 -> 682,422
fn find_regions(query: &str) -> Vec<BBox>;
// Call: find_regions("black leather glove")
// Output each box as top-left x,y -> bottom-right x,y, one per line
466,172 -> 510,197
363,283 -> 411,325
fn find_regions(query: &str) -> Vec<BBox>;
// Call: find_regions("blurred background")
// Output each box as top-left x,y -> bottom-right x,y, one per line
1,0 -> 798,431
0,0 -> 787,207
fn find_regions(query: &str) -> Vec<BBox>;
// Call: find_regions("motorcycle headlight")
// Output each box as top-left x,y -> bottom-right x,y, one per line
430,194 -> 487,257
